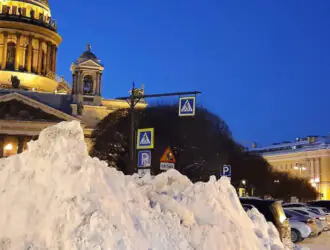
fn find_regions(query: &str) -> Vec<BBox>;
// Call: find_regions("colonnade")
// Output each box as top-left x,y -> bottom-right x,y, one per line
0,32 -> 57,76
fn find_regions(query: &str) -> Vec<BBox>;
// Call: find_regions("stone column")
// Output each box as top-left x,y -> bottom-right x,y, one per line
78,71 -> 83,94
98,72 -> 102,96
1,32 -> 8,70
37,39 -> 43,74
26,36 -> 33,72
0,135 -> 4,158
310,159 -> 314,179
315,158 -> 320,180
22,47 -> 27,70
52,46 -> 57,73
46,42 -> 51,74
15,33 -> 21,71
72,72 -> 76,95
17,136 -> 24,154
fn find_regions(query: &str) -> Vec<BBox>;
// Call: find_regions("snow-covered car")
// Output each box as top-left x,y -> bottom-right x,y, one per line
288,220 -> 311,243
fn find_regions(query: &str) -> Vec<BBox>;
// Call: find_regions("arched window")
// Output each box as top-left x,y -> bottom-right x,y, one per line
6,42 -> 16,70
83,75 -> 93,95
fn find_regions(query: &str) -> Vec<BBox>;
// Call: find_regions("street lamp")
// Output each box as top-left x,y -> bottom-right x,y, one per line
310,178 -> 320,189
294,164 -> 306,176
241,180 -> 246,185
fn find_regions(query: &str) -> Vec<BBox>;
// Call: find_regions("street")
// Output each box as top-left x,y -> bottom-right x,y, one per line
298,231 -> 330,250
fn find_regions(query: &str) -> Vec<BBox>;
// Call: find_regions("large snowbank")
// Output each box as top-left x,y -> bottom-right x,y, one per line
0,121 -> 288,249
247,208 -> 291,250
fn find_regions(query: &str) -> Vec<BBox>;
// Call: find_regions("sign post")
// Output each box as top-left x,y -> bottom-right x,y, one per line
116,81 -> 201,174
160,147 -> 176,171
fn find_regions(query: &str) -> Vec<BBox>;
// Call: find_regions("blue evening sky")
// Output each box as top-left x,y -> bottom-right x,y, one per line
51,0 -> 330,147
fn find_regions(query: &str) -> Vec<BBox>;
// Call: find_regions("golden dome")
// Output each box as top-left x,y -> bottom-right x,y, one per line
0,0 -> 65,93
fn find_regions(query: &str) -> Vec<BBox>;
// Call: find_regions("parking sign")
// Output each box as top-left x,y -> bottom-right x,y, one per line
221,165 -> 231,177
138,151 -> 152,168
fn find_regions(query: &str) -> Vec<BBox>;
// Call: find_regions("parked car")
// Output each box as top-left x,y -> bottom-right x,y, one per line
283,203 -> 308,208
287,208 -> 326,233
307,200 -> 330,210
284,209 -> 319,240
307,207 -> 330,230
240,198 -> 291,243
309,206 -> 330,215
288,220 -> 312,243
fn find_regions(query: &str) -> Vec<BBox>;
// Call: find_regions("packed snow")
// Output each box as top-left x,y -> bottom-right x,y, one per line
247,208 -> 291,250
0,121 -> 289,249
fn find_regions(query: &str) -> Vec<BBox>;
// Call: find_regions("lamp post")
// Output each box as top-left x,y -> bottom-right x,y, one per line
294,164 -> 307,177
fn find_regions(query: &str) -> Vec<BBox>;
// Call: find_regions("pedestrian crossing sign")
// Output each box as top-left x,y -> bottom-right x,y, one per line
137,128 -> 154,149
179,97 -> 196,116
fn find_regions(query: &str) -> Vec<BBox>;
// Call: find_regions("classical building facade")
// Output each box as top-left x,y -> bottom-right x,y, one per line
250,136 -> 330,200
0,0 -> 146,157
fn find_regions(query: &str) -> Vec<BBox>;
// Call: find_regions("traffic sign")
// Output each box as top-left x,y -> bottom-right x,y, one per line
137,128 -> 154,149
160,147 -> 176,163
138,168 -> 151,178
160,162 -> 175,171
221,165 -> 231,177
138,150 -> 152,168
179,97 -> 196,116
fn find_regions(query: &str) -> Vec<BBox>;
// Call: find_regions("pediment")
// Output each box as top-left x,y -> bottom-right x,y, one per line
77,59 -> 104,70
0,92 -> 78,122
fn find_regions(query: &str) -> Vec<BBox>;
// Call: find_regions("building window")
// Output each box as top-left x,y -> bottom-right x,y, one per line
6,42 -> 16,71
3,136 -> 17,158
83,75 -> 93,95
285,164 -> 288,170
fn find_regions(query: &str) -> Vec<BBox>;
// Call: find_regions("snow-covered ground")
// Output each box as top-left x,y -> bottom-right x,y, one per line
298,231 -> 330,250
0,121 -> 290,249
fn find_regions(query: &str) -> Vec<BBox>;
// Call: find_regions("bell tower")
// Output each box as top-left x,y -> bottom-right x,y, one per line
70,44 -> 104,106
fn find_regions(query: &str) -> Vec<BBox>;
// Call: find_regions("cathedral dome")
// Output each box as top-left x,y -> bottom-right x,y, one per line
0,0 -> 63,93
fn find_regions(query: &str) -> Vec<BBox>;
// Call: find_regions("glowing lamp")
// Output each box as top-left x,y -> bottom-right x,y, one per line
4,144 -> 13,151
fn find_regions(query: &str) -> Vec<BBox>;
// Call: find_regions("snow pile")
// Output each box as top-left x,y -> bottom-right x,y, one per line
0,121 -> 286,250
247,208 -> 290,250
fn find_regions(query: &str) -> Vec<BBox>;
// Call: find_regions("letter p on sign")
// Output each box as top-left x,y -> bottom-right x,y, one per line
221,165 -> 231,177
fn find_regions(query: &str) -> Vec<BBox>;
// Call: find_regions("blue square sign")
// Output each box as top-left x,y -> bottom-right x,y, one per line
179,97 -> 196,116
138,151 -> 152,168
221,165 -> 231,177
137,128 -> 154,149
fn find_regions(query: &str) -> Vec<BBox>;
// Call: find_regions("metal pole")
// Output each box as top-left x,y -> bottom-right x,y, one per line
129,82 -> 135,175
120,83 -> 201,175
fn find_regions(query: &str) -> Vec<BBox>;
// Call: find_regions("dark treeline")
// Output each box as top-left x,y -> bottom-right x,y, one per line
91,105 -> 317,201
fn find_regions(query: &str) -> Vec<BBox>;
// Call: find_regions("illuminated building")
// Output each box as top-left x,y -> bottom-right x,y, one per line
0,0 -> 146,157
250,136 -> 330,200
